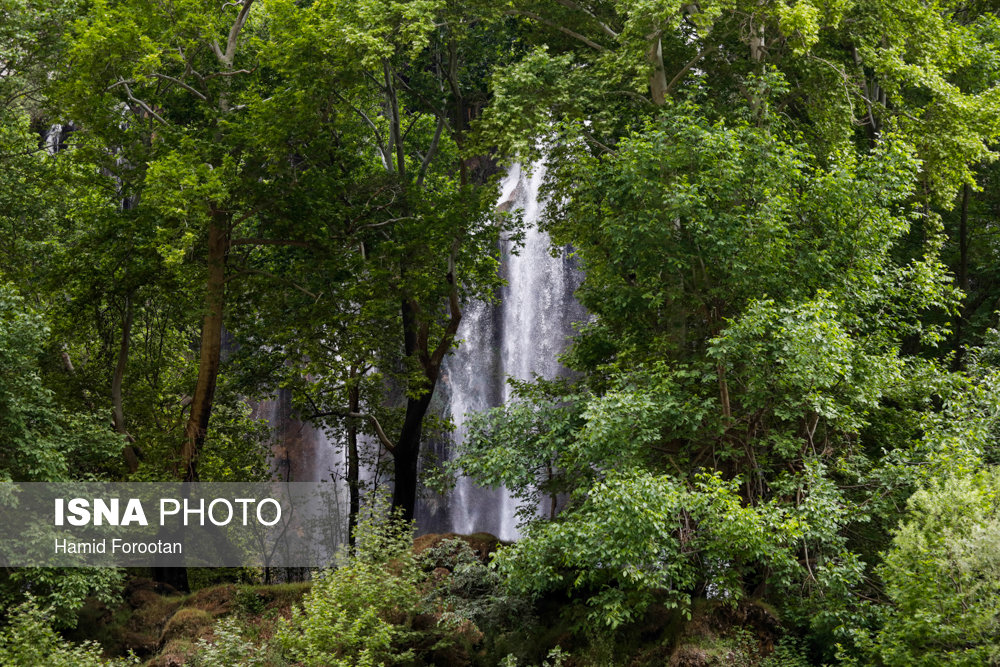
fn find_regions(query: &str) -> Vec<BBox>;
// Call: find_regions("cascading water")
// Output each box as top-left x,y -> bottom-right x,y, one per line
265,162 -> 584,543
419,162 -> 587,541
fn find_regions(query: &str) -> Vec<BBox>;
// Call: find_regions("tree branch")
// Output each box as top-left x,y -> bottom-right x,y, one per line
663,42 -> 720,98
430,239 -> 463,367
551,0 -> 619,38
390,68 -> 449,120
506,9 -> 608,52
332,90 -> 390,169
117,80 -> 167,124
219,0 -> 256,67
203,69 -> 255,79
384,59 -> 406,179
309,408 -> 396,454
416,115 -> 445,188
150,73 -> 207,100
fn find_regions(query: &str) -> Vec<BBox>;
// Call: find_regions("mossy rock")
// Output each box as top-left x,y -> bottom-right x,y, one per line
184,584 -> 235,616
412,532 -> 502,565
159,608 -> 215,645
148,638 -> 197,667
250,581 -> 311,615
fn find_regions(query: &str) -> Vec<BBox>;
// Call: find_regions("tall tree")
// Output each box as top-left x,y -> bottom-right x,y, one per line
240,0 -> 515,521
456,0 -> 1000,654
56,0 -> 274,482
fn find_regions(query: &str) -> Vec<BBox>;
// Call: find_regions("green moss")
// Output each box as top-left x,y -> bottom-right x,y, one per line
159,609 -> 215,645
148,638 -> 197,667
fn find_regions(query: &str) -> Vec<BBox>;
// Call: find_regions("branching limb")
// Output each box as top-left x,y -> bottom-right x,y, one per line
215,0 -> 256,67
307,405 -> 397,455
416,116 -> 445,188
149,73 -> 207,100
663,43 -> 721,97
551,0 -> 619,38
506,9 -> 608,52
430,239 -> 463,368
332,90 -> 390,169
113,79 -> 167,124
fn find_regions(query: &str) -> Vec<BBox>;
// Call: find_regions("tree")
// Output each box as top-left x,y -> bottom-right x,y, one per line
457,0 -> 1000,642
230,0 -> 516,522
0,284 -> 125,625
56,0 -> 272,482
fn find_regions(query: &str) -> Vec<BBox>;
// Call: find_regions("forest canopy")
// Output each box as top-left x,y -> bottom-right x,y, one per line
1,0 -> 1000,664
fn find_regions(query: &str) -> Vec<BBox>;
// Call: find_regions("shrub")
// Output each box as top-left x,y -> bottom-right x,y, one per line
419,537 -> 532,631
276,510 -> 424,667
0,596 -> 136,667
189,617 -> 272,667
233,586 -> 267,617
857,469 -> 1000,666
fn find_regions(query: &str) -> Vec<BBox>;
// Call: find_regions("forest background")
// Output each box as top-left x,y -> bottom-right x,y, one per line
1,0 -> 1000,664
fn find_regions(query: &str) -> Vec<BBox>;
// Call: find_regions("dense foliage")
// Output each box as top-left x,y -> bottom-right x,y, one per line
1,0 -> 1000,663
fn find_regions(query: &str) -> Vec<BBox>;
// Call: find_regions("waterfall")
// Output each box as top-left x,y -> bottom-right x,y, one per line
419,162 -> 586,541
263,162 -> 584,543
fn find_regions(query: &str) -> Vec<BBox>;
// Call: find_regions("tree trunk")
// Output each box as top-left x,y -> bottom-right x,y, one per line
648,35 -> 667,105
391,389 -> 435,521
113,294 -> 140,472
392,299 -> 436,521
180,209 -> 230,482
347,381 -> 361,549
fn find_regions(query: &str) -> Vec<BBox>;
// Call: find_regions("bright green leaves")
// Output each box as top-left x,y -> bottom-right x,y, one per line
494,468 -> 802,628
856,469 -> 1000,666
476,47 -> 579,162
547,100 -> 940,368
0,285 -> 122,482
460,40 -> 988,650
488,0 -> 1000,204
277,510 -> 422,666
776,0 -> 823,54
302,0 -> 446,68
710,295 -> 902,430
0,593 -> 129,659
848,1 -> 1000,201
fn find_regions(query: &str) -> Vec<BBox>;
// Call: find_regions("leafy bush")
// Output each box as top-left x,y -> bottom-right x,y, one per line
233,586 -> 267,617
761,637 -> 813,667
190,617 -> 272,667
494,469 -> 803,628
418,537 -> 532,631
853,469 -> 1000,666
276,510 -> 424,666
0,596 -> 136,667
